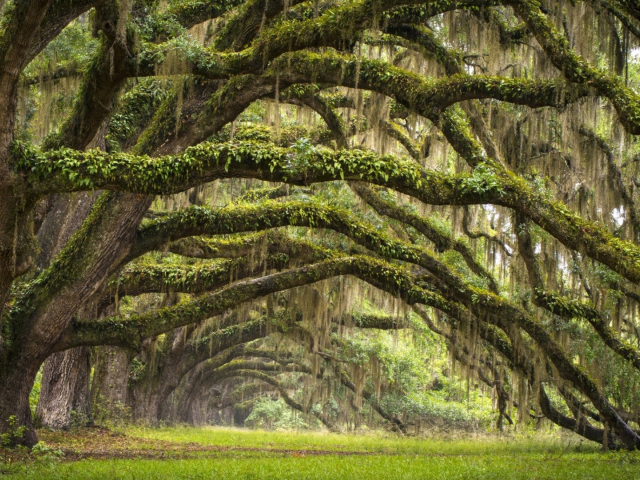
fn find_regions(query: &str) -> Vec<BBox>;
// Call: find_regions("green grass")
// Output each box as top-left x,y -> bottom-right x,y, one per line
5,426 -> 640,479
14,454 -> 640,480
125,425 -> 598,455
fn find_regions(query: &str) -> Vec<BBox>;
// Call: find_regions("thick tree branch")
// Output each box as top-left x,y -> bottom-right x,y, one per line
21,140 -> 640,289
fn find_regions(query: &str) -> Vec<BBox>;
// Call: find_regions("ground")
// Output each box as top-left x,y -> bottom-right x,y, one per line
2,426 -> 640,479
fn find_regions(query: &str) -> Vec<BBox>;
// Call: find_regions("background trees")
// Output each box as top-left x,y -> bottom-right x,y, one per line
1,0 -> 640,449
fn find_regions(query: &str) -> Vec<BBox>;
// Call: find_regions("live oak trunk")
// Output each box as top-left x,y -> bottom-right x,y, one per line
35,347 -> 91,429
90,346 -> 132,422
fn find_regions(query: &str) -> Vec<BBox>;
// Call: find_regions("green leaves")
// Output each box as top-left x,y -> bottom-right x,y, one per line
463,163 -> 505,196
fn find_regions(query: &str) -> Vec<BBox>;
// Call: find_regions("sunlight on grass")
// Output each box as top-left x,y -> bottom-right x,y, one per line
126,424 -> 602,455
11,451 -> 640,480
5,426 -> 640,479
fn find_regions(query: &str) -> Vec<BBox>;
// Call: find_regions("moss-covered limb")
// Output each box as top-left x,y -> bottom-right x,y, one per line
577,125 -> 640,234
235,347 -> 296,365
514,215 -> 544,290
236,185 -> 313,202
377,23 -> 519,167
0,0 -> 53,77
271,52 -> 592,127
152,74 -> 277,157
129,199 -> 502,293
585,0 -> 640,41
289,93 -> 348,149
7,192 -> 151,349
507,0 -> 640,135
131,79 -> 224,157
270,49 -> 584,167
131,0 -> 399,81
164,308 -> 406,415
338,313 -> 408,330
385,0 -> 500,25
25,0 -> 102,63
537,289 -> 640,373
41,29 -> 130,151
167,231 -> 331,264
212,0 -> 308,52
616,0 -> 640,23
140,0 -> 245,42
20,63 -> 82,86
313,91 -> 409,121
332,365 -> 406,433
370,24 -> 499,164
100,254 -> 307,302
135,0 -> 523,86
20,136 -> 640,289
558,386 -> 604,425
538,384 -> 615,447
462,206 -> 513,257
477,7 -> 530,46
379,120 -> 421,160
409,241 -> 640,446
34,142 -> 640,293
516,216 -> 640,373
129,89 -> 182,156
213,368 -> 340,431
114,174 -> 500,260
207,359 -> 301,379
106,80 -> 169,152
63,255 -> 459,350
208,0 -> 416,73
385,24 -> 465,78
350,183 -> 499,293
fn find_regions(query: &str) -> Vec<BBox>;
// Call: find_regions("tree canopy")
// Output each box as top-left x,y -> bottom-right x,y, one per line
1,0 -> 640,450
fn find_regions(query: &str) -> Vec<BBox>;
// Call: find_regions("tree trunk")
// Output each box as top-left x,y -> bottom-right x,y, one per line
36,192 -> 98,269
176,370 -> 205,425
0,360 -> 41,447
35,347 -> 91,429
33,192 -> 98,430
91,346 -> 132,423
189,394 -> 204,426
1,193 -> 152,444
129,384 -> 161,424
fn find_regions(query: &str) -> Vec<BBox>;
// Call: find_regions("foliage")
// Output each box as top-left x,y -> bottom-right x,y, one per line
0,416 -> 28,447
245,397 -> 314,430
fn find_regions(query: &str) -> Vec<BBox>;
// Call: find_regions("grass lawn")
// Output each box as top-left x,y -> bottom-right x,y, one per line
2,426 -> 639,479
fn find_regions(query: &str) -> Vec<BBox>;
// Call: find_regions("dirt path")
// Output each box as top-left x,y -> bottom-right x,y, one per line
34,427 -> 388,462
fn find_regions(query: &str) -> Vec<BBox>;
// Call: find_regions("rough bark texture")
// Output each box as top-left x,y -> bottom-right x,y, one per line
35,347 -> 91,429
90,346 -> 132,421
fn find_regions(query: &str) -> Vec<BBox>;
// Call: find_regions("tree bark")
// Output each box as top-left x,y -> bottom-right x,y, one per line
35,347 -> 91,429
90,346 -> 132,422
33,189 -> 98,430
0,359 -> 41,447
